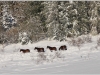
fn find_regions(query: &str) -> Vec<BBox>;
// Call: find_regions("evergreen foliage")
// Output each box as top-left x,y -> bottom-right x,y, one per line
0,1 -> 100,44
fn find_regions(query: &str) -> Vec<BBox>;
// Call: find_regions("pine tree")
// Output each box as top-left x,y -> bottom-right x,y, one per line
2,5 -> 17,30
57,1 -> 69,41
74,1 -> 91,35
43,1 -> 59,40
90,2 -> 98,35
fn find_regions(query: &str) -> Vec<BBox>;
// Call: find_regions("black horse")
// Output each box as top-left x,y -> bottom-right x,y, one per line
20,49 -> 30,53
34,47 -> 45,52
59,45 -> 67,50
47,46 -> 57,52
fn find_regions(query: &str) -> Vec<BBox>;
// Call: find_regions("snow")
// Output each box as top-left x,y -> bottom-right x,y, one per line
0,35 -> 100,74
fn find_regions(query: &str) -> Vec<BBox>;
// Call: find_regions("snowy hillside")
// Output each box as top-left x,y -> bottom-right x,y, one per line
0,34 -> 100,74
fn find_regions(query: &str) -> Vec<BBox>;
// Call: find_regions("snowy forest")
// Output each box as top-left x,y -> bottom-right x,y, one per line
1,1 -> 100,74
0,1 -> 100,44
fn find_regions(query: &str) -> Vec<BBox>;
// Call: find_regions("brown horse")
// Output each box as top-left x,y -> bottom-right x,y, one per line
20,49 -> 30,53
59,45 -> 67,50
34,47 -> 45,52
47,46 -> 57,52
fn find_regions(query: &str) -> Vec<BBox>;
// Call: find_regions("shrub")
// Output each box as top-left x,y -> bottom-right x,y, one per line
55,51 -> 62,58
35,53 -> 47,64
68,38 -> 77,46
83,35 -> 92,43
97,38 -> 100,46
68,37 -> 84,50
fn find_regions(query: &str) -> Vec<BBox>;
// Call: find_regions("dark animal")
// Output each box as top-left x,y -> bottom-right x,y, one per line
20,49 -> 30,53
59,45 -> 67,50
47,46 -> 57,52
34,47 -> 45,52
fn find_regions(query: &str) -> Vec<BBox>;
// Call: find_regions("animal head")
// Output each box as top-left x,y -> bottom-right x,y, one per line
34,47 -> 37,50
47,46 -> 50,48
20,49 -> 24,52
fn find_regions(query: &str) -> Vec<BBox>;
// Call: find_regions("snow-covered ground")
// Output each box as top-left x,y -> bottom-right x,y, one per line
0,35 -> 100,74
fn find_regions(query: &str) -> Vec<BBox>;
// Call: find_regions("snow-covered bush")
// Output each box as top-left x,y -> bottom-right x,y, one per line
35,53 -> 47,64
68,38 -> 77,46
0,44 -> 8,52
54,51 -> 62,58
83,35 -> 92,43
34,51 -> 65,64
68,37 -> 84,46
38,53 -> 47,61
68,37 -> 84,50
69,35 -> 92,46
76,38 -> 84,50
19,32 -> 30,45
77,38 -> 85,45
97,38 -> 100,46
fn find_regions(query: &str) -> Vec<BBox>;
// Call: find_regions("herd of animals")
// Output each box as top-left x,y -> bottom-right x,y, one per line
20,45 -> 67,53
